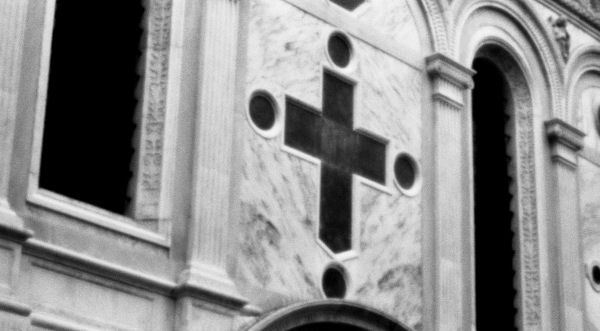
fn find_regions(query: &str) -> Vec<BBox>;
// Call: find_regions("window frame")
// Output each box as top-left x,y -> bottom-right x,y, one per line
26,0 -> 177,246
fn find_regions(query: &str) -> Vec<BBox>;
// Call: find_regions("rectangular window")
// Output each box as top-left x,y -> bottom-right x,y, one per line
39,0 -> 144,215
28,0 -> 175,245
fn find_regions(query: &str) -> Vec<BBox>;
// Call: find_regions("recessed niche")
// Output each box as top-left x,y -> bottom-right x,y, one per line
248,91 -> 280,138
322,265 -> 347,299
588,262 -> 600,292
394,153 -> 421,196
327,32 -> 352,68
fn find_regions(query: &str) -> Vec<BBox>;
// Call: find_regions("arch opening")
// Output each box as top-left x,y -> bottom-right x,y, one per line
472,50 -> 518,330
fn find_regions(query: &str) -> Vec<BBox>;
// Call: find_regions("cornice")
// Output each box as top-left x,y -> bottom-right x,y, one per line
426,53 -> 476,89
545,118 -> 586,168
546,118 -> 585,151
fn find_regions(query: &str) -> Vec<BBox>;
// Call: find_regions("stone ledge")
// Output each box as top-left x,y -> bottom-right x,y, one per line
23,239 -> 176,296
426,53 -> 475,90
545,118 -> 586,168
0,221 -> 33,243
0,296 -> 31,317
22,239 -> 262,317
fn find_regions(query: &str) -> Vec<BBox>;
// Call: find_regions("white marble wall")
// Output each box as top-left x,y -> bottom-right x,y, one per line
579,158 -> 600,329
236,0 -> 424,328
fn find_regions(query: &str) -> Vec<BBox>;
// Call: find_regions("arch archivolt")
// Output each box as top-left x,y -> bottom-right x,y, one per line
565,45 -> 600,128
419,0 -> 450,53
453,2 -> 559,329
451,0 -> 566,121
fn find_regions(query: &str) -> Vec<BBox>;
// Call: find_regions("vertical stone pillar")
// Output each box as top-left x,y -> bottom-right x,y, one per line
545,118 -> 585,331
0,1 -> 33,327
426,53 -> 475,331
0,0 -> 30,237
174,0 -> 251,327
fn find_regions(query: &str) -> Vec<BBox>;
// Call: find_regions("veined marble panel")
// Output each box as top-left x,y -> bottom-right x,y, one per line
575,75 -> 600,149
354,0 -> 422,53
238,0 -> 423,328
580,158 -> 600,329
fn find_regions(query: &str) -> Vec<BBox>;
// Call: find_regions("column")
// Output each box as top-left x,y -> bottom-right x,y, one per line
425,53 -> 475,330
545,118 -> 585,331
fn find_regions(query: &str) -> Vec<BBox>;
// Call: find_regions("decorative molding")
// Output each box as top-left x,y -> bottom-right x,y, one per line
452,0 -> 566,120
501,54 -> 543,329
422,0 -> 450,53
24,239 -> 175,296
564,45 -> 600,125
21,238 -> 261,320
426,53 -> 475,110
130,0 -> 173,222
30,312 -> 108,331
0,296 -> 31,317
0,222 -> 32,243
545,118 -> 585,169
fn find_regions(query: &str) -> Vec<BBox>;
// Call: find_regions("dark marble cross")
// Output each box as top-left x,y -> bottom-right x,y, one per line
285,71 -> 386,253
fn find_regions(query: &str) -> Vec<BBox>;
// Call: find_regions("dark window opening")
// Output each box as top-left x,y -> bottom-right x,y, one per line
472,58 -> 517,330
39,1 -> 144,214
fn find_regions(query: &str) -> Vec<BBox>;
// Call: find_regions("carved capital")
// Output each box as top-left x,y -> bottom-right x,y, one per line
426,53 -> 475,110
545,118 -> 585,168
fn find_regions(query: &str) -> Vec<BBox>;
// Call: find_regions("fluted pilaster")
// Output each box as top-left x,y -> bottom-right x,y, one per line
0,0 -> 30,235
426,53 -> 475,331
545,118 -> 586,330
175,0 -> 248,315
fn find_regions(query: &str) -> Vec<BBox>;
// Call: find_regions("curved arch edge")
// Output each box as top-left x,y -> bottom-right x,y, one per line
244,299 -> 413,331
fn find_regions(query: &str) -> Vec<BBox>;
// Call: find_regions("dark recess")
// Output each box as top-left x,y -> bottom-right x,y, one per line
472,57 -> 517,330
40,0 -> 144,214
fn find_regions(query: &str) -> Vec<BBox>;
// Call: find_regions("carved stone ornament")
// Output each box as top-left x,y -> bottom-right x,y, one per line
548,16 -> 571,62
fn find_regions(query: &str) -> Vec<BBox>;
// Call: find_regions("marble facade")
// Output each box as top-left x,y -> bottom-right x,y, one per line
0,0 -> 599,330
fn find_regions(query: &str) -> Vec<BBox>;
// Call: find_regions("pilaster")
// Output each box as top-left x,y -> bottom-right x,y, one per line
174,0 -> 250,327
0,0 -> 30,236
545,118 -> 586,331
426,53 -> 475,331
0,2 -> 34,325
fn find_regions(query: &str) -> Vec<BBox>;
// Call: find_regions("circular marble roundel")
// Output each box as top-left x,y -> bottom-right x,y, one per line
249,93 -> 277,131
328,32 -> 352,68
394,153 -> 417,190
322,265 -> 347,299
588,261 -> 600,292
